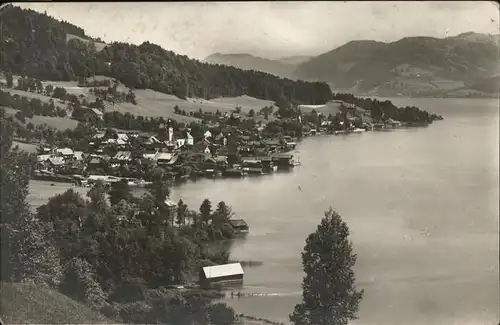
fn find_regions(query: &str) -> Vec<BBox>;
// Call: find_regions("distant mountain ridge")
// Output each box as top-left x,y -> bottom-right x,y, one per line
204,53 -> 302,79
277,55 -> 311,65
206,32 -> 500,98
295,32 -> 500,97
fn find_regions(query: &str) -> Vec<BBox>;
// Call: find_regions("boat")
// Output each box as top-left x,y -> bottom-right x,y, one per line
241,159 -> 266,175
223,168 -> 247,178
351,128 -> 366,133
243,167 -> 266,175
205,169 -> 216,178
32,170 -> 74,183
127,179 -> 153,187
334,128 -> 366,135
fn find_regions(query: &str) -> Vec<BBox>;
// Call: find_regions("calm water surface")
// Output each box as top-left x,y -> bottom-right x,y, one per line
169,98 -> 499,325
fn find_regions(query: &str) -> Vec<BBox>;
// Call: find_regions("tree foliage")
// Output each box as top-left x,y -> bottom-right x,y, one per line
59,257 -> 108,309
109,179 -> 132,206
29,179 -> 239,323
1,105 -> 239,323
332,93 -> 442,122
0,115 -> 62,287
290,208 -> 364,325
6,72 -> 14,88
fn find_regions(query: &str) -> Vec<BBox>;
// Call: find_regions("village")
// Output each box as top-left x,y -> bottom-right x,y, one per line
33,123 -> 302,186
20,91 -> 427,294
30,99 -> 398,189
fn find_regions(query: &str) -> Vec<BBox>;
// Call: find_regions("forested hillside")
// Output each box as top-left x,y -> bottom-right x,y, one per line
0,6 -> 332,106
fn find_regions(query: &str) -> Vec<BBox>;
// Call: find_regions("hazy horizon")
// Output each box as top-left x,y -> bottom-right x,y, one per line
14,1 -> 500,60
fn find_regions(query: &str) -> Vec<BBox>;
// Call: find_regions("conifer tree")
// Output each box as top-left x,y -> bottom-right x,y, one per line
290,208 -> 364,325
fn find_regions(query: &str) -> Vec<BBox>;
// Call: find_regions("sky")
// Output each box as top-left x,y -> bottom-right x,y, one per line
16,1 -> 500,60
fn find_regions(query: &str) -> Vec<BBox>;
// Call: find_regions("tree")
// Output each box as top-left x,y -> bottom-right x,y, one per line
1,116 -> 62,286
176,199 -> 188,226
212,201 -> 232,225
45,84 -> 54,96
148,178 -> 171,206
290,208 -> 363,325
248,109 -> 255,118
59,257 -> 107,309
5,215 -> 63,287
78,76 -> 86,87
53,87 -> 67,99
109,179 -> 131,206
6,72 -> 13,88
87,180 -> 109,213
207,303 -> 237,325
199,198 -> 212,224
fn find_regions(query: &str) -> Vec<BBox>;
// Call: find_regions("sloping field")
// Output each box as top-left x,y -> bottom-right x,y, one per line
66,33 -> 107,51
6,89 -> 66,109
4,75 -> 282,125
12,140 -> 38,153
0,282 -> 113,324
2,106 -> 78,130
298,100 -> 371,118
206,95 -> 276,113
107,88 -> 277,122
28,180 -> 90,211
298,101 -> 343,115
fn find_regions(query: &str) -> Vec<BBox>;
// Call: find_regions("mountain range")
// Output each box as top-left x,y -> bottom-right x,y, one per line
2,5 -> 498,101
205,32 -> 500,98
204,53 -> 311,79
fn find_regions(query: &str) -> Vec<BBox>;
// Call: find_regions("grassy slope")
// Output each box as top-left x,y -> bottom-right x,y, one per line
28,180 -> 90,211
2,74 -> 284,129
0,281 -> 279,325
66,33 -> 107,51
0,282 -> 113,324
2,106 -> 78,130
12,140 -> 39,153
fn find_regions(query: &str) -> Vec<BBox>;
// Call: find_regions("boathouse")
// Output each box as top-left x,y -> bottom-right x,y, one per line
271,153 -> 294,168
200,263 -> 244,285
229,219 -> 249,235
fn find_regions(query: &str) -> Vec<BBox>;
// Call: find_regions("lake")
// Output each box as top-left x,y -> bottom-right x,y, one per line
168,98 -> 499,325
27,97 -> 499,325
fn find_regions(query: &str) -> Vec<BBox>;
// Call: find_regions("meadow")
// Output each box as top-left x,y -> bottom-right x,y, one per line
2,73 -> 280,130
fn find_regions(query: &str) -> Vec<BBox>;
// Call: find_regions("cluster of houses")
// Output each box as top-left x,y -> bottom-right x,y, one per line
32,98 -> 409,187
33,123 -> 301,186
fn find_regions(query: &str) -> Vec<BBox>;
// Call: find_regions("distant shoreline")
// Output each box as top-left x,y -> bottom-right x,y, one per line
350,94 -> 499,100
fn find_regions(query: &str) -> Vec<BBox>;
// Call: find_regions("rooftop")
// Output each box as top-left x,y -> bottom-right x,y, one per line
164,199 -> 177,207
56,147 -> 74,155
154,152 -> 173,161
202,263 -> 244,279
90,108 -> 103,116
229,219 -> 248,228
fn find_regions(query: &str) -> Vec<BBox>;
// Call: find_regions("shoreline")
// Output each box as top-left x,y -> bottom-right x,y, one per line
238,314 -> 286,325
24,120 -> 441,188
